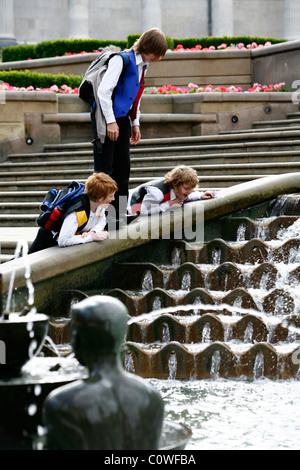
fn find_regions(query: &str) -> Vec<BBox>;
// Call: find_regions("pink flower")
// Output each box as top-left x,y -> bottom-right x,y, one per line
49,85 -> 59,92
188,82 -> 198,89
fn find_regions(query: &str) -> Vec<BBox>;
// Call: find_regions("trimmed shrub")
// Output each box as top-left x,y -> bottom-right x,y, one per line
1,39 -> 127,62
1,45 -> 38,62
0,70 -> 82,89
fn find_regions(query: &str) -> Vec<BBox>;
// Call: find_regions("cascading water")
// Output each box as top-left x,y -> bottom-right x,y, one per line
37,192 -> 300,450
210,350 -> 221,378
168,352 -> 177,380
202,322 -> 211,343
253,351 -> 265,379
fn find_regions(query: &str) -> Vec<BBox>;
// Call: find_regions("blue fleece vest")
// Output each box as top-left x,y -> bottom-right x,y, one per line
113,50 -> 141,118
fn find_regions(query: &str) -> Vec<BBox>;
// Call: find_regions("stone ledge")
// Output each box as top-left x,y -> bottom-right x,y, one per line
42,112 -> 217,124
251,39 -> 300,58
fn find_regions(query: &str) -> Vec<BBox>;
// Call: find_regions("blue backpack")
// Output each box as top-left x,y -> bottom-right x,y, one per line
37,181 -> 87,232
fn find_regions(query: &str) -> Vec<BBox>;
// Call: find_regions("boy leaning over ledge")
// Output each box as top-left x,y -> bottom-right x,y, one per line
127,165 -> 215,217
29,173 -> 117,254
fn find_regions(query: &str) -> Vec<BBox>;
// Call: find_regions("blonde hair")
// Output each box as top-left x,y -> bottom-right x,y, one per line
84,173 -> 118,201
133,28 -> 168,59
164,166 -> 199,190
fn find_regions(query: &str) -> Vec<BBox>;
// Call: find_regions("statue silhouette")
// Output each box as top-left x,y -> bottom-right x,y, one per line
42,295 -> 164,450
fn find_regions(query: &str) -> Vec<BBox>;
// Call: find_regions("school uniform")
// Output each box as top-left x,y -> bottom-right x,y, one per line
127,179 -> 206,216
97,51 -> 148,217
29,201 -> 106,253
57,206 -> 106,247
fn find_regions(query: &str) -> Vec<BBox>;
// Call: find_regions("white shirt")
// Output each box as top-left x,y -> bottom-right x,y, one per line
127,185 -> 205,216
57,206 -> 106,247
97,51 -> 148,127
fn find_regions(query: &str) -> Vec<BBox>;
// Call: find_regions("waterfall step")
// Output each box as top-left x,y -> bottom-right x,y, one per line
46,196 -> 300,380
123,340 -> 298,380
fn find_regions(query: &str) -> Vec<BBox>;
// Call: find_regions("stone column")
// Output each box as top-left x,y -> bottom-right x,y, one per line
211,0 -> 234,36
0,0 -> 17,49
68,0 -> 90,39
283,0 -> 300,40
142,0 -> 162,31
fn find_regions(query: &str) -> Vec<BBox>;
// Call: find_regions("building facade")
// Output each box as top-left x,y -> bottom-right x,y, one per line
0,0 -> 299,49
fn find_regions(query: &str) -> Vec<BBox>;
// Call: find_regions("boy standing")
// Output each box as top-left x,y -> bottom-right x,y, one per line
90,28 -> 168,219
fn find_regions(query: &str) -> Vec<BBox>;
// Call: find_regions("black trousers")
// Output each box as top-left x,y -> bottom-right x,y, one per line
28,227 -> 57,254
95,116 -> 131,217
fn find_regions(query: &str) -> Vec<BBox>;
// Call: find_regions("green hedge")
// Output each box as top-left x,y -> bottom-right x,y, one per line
1,38 -> 127,62
2,35 -> 287,62
0,70 -> 82,89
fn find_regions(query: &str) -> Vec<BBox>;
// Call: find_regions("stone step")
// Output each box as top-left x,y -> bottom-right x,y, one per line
0,202 -> 39,214
0,214 -> 38,227
0,191 -> 47,202
8,151 -> 93,163
253,118 -> 300,128
44,128 -> 300,153
0,179 -> 86,192
8,143 -> 300,164
129,162 -> 300,177
4,150 -> 300,173
1,159 -> 94,172
0,240 -> 22,255
131,150 -> 300,167
287,112 -> 300,119
0,227 -> 39,256
0,254 -> 14,263
0,161 -> 296,184
222,125 -> 300,135
0,169 -> 91,182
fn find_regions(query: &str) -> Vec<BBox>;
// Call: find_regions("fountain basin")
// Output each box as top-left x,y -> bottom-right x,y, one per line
0,356 -> 88,449
0,313 -> 49,378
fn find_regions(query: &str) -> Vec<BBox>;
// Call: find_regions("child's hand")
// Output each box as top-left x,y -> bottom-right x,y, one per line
130,126 -> 141,145
201,191 -> 215,200
169,197 -> 184,208
107,122 -> 119,141
87,231 -> 109,241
